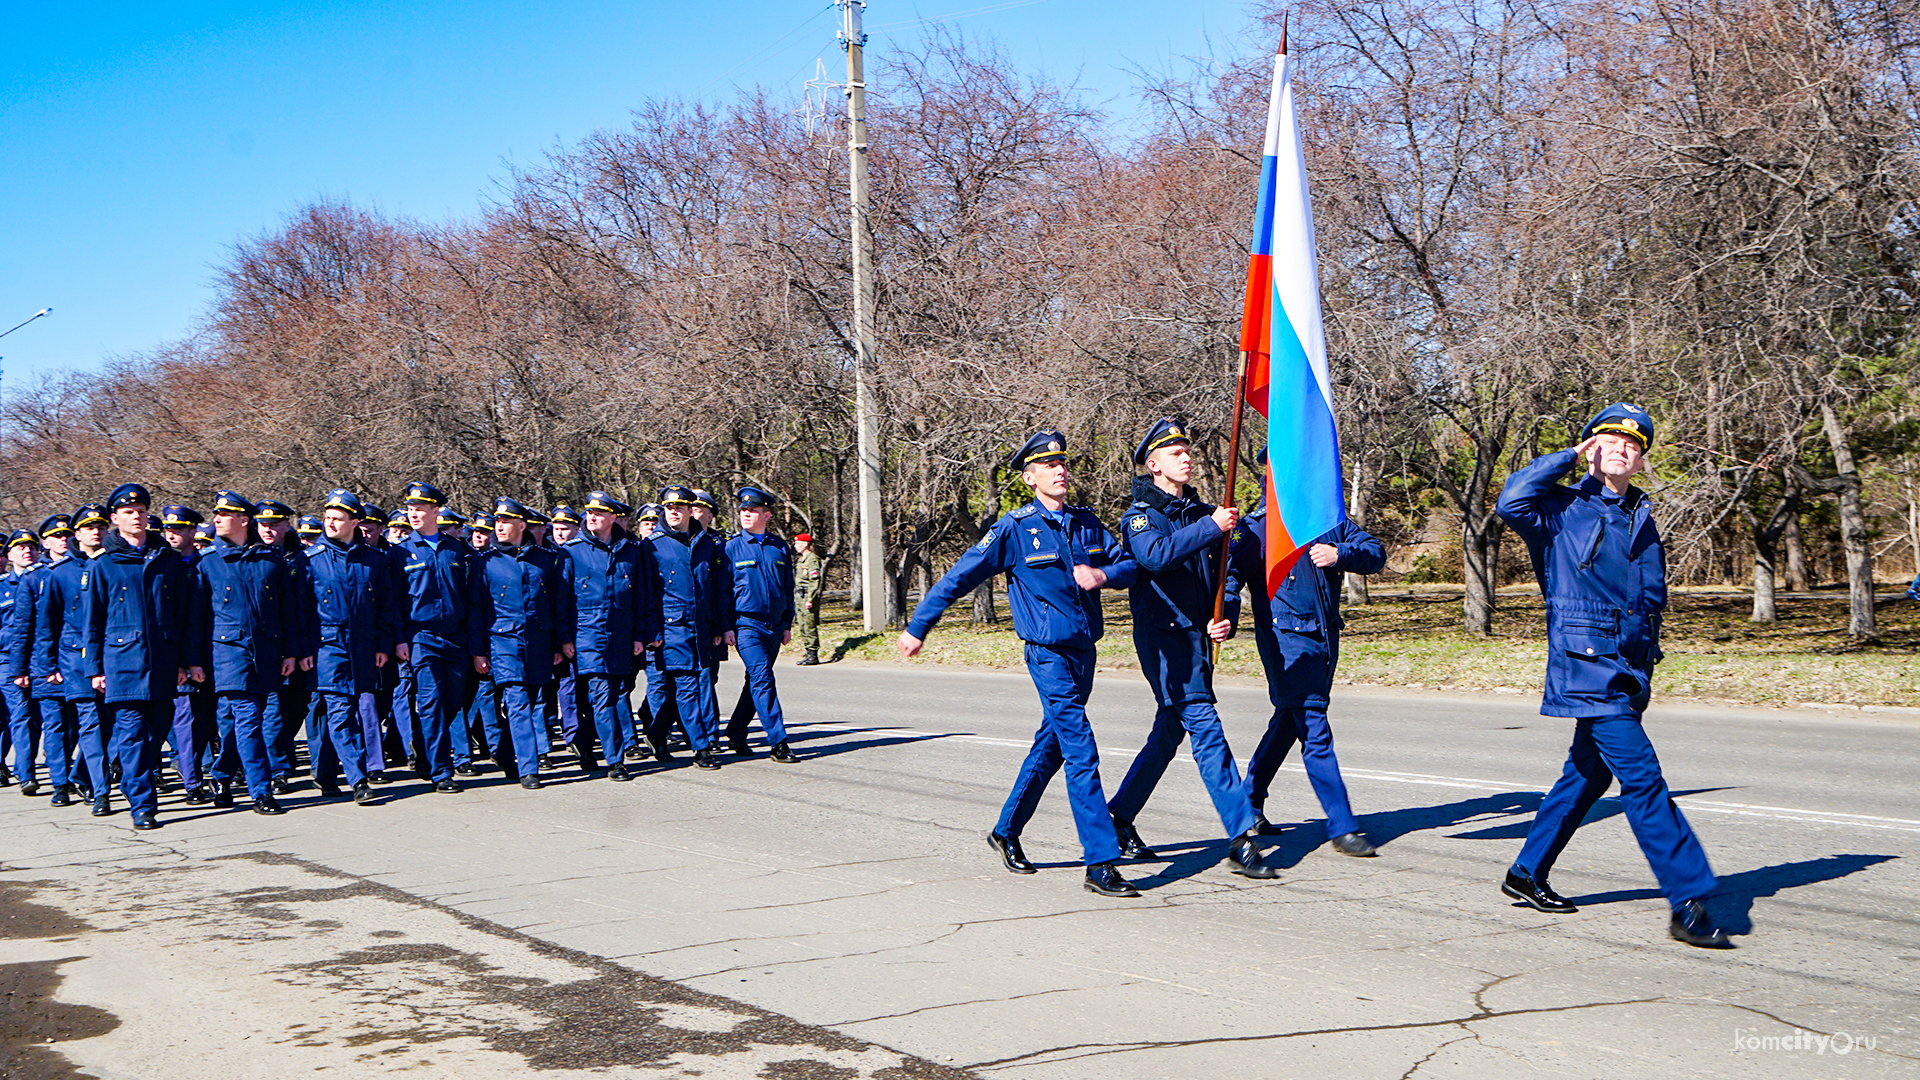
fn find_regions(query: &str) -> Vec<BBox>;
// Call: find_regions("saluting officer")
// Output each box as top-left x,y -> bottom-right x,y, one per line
468,497 -> 573,788
9,517 -> 75,799
792,533 -> 822,666
721,486 -> 799,762
393,481 -> 474,793
193,491 -> 302,814
301,490 -> 394,805
641,486 -> 728,770
2,529 -> 43,792
1228,447 -> 1387,854
1495,403 -> 1730,948
1105,418 -> 1277,880
80,483 -> 195,829
901,431 -> 1140,895
561,492 -> 652,778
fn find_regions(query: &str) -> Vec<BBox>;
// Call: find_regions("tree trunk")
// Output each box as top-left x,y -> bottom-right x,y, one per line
1746,493 -> 1794,624
1461,511 -> 1502,634
970,580 -> 997,624
848,540 -> 863,613
1820,399 -> 1876,639
1343,455 -> 1371,606
1782,469 -> 1811,591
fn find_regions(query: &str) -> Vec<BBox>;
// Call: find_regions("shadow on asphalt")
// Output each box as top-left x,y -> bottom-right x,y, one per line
1567,852 -> 1901,934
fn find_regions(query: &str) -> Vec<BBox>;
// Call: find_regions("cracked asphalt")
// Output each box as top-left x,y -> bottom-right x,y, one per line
0,661 -> 1914,1078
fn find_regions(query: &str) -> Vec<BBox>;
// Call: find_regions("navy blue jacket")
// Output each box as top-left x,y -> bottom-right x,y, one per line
29,555 -> 93,702
302,536 -> 400,696
392,531 -> 470,650
1,564 -> 42,693
1119,476 -> 1235,706
467,542 -> 571,685
1496,448 -> 1667,717
726,531 -> 794,633
193,537 -> 301,695
907,499 -> 1137,648
1227,507 -> 1385,708
561,529 -> 653,677
642,526 -> 728,671
80,531 -> 194,704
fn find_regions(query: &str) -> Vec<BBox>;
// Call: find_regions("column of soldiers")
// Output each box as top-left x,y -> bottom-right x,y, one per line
1,401 -> 1732,948
0,478 -> 808,830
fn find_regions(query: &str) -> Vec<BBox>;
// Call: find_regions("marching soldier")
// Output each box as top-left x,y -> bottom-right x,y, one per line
8,517 -> 76,799
81,483 -> 195,829
384,508 -> 412,547
456,510 -> 500,775
467,497 -> 572,788
159,504 -> 216,798
560,491 -> 651,778
25,509 -> 104,807
301,490 -> 392,805
1495,403 -> 1730,948
1105,418 -> 1277,880
641,486 -> 727,770
793,533 -> 822,666
296,515 -> 324,545
899,430 -> 1141,895
2,529 -> 42,792
393,481 -> 474,792
722,486 -> 799,762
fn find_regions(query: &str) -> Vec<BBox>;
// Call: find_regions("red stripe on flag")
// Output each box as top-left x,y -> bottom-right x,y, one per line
1263,468 -> 1306,598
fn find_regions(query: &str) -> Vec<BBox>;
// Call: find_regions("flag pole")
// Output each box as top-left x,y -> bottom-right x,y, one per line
1209,351 -> 1253,663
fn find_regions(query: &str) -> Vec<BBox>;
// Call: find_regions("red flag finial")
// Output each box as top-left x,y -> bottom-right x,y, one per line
1280,11 -> 1289,55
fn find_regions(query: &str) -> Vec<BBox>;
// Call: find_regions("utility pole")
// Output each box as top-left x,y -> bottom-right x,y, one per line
842,0 -> 887,630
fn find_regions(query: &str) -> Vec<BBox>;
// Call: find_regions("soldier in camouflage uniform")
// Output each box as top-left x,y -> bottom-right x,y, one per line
793,534 -> 822,666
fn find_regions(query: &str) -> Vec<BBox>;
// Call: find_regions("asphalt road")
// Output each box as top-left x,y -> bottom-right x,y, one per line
1,660 -> 1915,1078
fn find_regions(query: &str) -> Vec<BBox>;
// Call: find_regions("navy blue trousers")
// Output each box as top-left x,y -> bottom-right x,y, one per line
33,698 -> 78,789
310,692 -> 377,789
1513,713 -> 1718,910
168,688 -> 215,789
1108,699 -> 1256,840
5,682 -> 37,784
262,671 -> 308,778
408,645 -> 460,783
646,669 -> 715,752
1246,704 -> 1360,839
497,682 -> 545,777
69,696 -> 105,796
995,643 -> 1121,867
458,672 -> 499,767
724,618 -> 789,747
105,700 -> 169,815
210,692 -> 275,799
580,674 -> 631,762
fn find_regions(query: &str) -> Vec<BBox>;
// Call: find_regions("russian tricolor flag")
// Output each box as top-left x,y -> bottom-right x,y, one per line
1239,45 -> 1345,598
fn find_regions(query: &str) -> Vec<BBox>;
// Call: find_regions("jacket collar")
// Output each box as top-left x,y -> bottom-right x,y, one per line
1131,474 -> 1192,513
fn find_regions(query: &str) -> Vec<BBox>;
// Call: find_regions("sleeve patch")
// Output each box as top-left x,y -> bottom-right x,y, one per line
1127,515 -> 1150,533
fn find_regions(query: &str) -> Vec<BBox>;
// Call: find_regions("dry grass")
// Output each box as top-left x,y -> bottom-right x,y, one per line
815,586 -> 1920,708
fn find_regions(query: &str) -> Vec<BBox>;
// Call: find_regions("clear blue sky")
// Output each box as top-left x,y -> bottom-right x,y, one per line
1,0 -> 1266,390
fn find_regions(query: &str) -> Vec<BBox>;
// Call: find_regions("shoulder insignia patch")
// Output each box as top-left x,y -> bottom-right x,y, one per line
1128,514 -> 1150,533
973,532 -> 995,552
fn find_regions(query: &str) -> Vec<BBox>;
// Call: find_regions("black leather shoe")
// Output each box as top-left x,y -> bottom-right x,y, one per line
1329,832 -> 1378,857
49,785 -> 74,808
212,783 -> 235,809
131,811 -> 160,830
1669,900 -> 1732,948
728,739 -> 751,757
183,785 -> 212,805
520,776 -> 543,790
1083,862 -> 1140,897
318,784 -> 343,799
0,764 -> 12,786
624,745 -> 651,762
608,764 -> 631,782
91,792 -> 112,817
1112,817 -> 1157,860
692,749 -> 721,770
1249,811 -> 1283,836
769,741 -> 798,763
1502,869 -> 1578,914
987,831 -> 1036,874
252,795 -> 285,816
269,775 -> 293,796
410,755 -> 429,778
107,762 -> 122,784
1227,836 -> 1280,879
796,651 -> 820,666
434,779 -> 463,793
352,781 -> 378,806
19,780 -> 41,797
367,770 -> 390,785
453,764 -> 478,777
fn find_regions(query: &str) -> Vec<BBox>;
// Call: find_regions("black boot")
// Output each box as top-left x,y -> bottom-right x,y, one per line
1501,869 -> 1578,914
1227,836 -> 1280,879
1083,863 -> 1140,897
987,832 -> 1036,874
1112,817 -> 1157,860
1669,900 -> 1732,948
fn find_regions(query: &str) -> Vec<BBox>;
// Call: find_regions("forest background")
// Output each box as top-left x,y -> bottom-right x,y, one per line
5,0 -> 1920,701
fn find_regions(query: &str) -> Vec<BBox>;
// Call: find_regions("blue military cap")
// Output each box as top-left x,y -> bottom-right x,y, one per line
736,485 -> 777,509
194,522 -> 216,545
211,490 -> 257,516
71,503 -> 108,529
1582,402 -> 1654,450
107,483 -> 151,510
324,489 -> 366,518
295,514 -> 323,538
7,528 -> 40,549
386,508 -> 411,528
1011,429 -> 1068,471
1132,417 -> 1192,466
469,512 -> 496,532
160,504 -> 204,529
584,490 -> 634,515
525,506 -> 550,527
492,496 -> 531,521
38,514 -> 73,538
636,503 -> 661,522
549,504 -> 582,526
254,501 -> 295,523
360,502 -> 385,524
146,513 -> 164,531
437,507 -> 467,528
402,480 -> 445,506
690,489 -> 718,511
658,485 -> 696,507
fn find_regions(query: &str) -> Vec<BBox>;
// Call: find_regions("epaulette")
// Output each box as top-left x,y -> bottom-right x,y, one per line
1067,504 -> 1093,513
1245,504 -> 1267,521
1009,504 -> 1037,519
